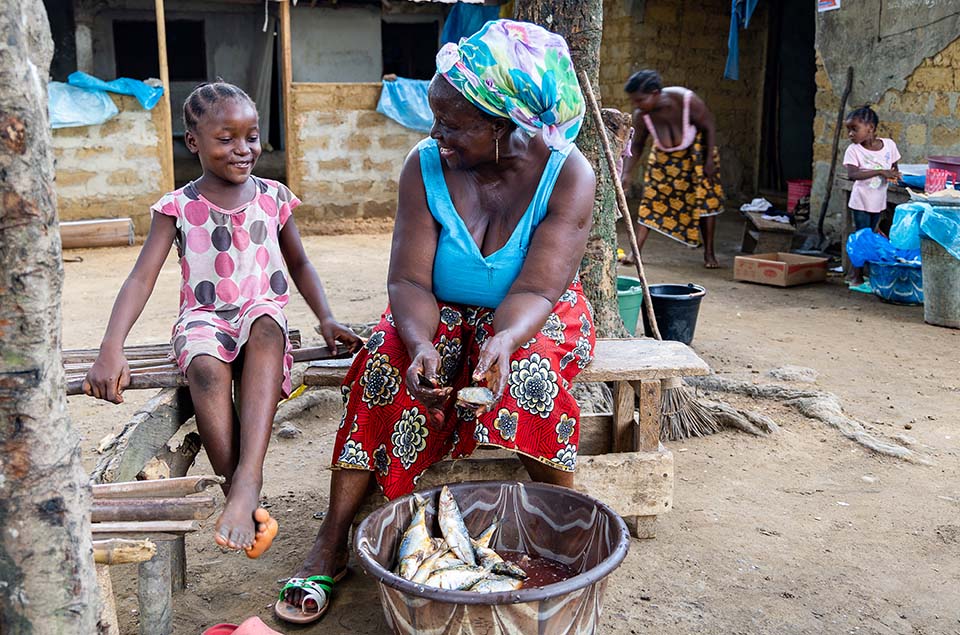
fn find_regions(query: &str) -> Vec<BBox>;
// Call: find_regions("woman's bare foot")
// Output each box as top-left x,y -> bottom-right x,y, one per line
281,523 -> 349,608
704,254 -> 721,269
214,472 -> 262,550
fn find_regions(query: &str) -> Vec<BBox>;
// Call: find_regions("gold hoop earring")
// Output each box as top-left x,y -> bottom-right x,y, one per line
495,137 -> 500,164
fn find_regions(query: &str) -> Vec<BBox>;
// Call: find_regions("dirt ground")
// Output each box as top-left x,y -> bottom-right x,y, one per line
64,213 -> 960,635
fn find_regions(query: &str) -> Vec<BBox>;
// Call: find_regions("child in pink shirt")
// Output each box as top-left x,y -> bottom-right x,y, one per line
843,105 -> 901,289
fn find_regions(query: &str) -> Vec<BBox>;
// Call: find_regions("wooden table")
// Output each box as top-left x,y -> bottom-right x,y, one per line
305,338 -> 711,539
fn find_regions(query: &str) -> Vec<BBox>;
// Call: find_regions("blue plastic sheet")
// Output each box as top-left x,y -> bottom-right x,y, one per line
377,78 -> 433,133
48,81 -> 119,129
68,71 -> 163,110
890,201 -> 960,261
846,228 -> 920,268
441,3 -> 500,44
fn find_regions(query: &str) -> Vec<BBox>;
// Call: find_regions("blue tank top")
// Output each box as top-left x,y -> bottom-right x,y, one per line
418,138 -> 574,309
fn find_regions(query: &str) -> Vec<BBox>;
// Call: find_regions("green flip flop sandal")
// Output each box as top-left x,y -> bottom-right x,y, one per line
274,569 -> 346,625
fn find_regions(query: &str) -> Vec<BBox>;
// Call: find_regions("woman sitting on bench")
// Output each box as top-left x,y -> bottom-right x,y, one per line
276,20 -> 598,624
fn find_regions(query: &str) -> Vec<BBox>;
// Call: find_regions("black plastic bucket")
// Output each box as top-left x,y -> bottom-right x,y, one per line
642,283 -> 706,345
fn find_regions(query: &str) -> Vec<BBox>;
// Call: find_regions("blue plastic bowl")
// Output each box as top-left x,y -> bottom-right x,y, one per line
899,174 -> 925,189
868,261 -> 923,305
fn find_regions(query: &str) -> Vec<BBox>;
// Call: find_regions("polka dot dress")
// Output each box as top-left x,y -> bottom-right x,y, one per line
151,177 -> 299,396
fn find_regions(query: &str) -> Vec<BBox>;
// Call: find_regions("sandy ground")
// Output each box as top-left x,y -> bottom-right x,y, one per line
64,213 -> 960,635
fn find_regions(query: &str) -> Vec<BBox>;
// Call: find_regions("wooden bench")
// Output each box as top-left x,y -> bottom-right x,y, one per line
303,338 -> 710,538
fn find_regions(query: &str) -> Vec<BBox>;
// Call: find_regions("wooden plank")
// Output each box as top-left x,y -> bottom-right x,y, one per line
612,381 -> 635,453
579,412 -> 611,455
138,535 -> 174,635
94,539 -> 157,565
92,497 -> 215,523
67,370 -> 187,395
60,219 -> 134,249
93,475 -> 224,499
303,339 -> 710,387
636,379 -> 661,452
96,564 -> 120,635
576,339 -> 710,382
154,0 -> 174,193
279,0 -> 295,191
93,520 -> 199,534
89,387 -> 195,484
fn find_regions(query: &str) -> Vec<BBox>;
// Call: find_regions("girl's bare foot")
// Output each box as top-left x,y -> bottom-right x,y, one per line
214,473 -> 262,550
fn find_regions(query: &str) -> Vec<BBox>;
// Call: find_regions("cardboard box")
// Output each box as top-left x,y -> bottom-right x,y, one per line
734,252 -> 828,287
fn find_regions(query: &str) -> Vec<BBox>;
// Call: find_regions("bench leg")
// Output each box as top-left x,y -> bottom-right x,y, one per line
612,381 -> 636,452
138,535 -> 174,635
635,379 -> 661,452
170,536 -> 186,592
96,564 -> 120,635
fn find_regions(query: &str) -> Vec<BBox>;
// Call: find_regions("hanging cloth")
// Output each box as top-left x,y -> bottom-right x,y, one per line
440,2 -> 500,44
723,0 -> 760,80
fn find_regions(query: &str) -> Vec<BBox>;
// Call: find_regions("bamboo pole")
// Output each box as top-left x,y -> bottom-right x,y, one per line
154,0 -> 174,192
579,71 -> 662,341
66,371 -> 188,395
279,0 -> 295,191
60,219 -> 135,249
93,539 -> 157,565
93,475 -> 224,499
92,497 -> 216,523
92,520 -> 199,534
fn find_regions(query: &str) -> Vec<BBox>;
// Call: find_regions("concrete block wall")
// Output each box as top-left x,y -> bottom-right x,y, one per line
812,37 -> 960,240
52,94 -> 168,234
599,0 -> 769,200
287,82 -> 424,229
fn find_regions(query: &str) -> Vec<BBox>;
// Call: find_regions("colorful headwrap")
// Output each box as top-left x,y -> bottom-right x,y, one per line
436,19 -> 585,151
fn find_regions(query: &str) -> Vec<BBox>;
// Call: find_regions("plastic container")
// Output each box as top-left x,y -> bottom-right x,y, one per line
928,156 -> 960,179
641,283 -> 706,345
868,261 -> 923,305
354,481 -> 630,635
921,237 -> 960,328
616,276 -> 644,335
787,179 -> 812,213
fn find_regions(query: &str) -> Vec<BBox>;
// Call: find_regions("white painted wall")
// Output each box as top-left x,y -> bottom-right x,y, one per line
290,5 -> 382,83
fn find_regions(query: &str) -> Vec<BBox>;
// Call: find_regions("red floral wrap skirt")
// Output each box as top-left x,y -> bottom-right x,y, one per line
331,282 -> 596,500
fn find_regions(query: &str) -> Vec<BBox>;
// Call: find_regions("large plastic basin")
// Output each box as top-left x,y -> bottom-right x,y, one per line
354,481 -> 630,635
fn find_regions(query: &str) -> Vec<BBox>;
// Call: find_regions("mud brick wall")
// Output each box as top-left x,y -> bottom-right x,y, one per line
287,82 -> 424,228
599,0 -> 769,200
812,37 -> 960,240
52,94 -> 169,234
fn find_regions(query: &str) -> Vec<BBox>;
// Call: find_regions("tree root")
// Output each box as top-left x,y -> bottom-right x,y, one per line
688,375 -> 925,462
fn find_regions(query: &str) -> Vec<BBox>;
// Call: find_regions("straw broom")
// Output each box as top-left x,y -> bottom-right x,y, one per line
580,73 -> 721,441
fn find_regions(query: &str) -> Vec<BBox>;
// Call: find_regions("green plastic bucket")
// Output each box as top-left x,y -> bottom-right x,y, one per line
617,276 -> 644,335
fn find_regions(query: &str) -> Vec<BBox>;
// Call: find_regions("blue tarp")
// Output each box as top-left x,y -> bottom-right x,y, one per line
49,72 -> 164,129
441,3 -> 500,44
724,0 -> 760,80
845,228 -> 920,269
890,202 -> 960,261
68,71 -> 164,110
48,82 -> 119,129
377,78 -> 433,133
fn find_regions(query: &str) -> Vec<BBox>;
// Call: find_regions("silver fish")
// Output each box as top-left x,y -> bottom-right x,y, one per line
474,519 -> 500,549
469,574 -> 524,593
397,495 -> 433,580
438,486 -> 476,566
411,540 -> 452,584
424,564 -> 489,590
472,539 -> 528,580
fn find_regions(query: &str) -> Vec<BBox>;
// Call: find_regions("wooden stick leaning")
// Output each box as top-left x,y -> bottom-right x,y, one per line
579,71 -> 662,341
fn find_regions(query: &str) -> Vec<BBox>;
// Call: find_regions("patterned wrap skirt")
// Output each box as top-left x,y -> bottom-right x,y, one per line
331,282 -> 596,500
637,135 -> 725,247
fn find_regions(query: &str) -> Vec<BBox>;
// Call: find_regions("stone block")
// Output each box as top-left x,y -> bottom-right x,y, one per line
362,157 -> 401,173
340,179 -> 377,196
56,169 -> 97,188
930,124 -> 960,148
345,135 -> 372,151
355,111 -> 387,128
106,169 -> 143,187
379,133 -> 418,151
73,145 -> 111,160
361,199 -> 396,218
124,144 -> 162,161
898,92 -> 929,114
907,66 -> 954,92
905,123 -> 927,146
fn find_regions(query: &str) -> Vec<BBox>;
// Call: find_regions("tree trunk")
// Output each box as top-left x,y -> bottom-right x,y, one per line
0,2 -> 100,633
515,0 -> 628,338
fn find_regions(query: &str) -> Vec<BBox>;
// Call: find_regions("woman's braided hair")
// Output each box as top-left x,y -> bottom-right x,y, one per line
182,81 -> 256,132
624,70 -> 663,94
